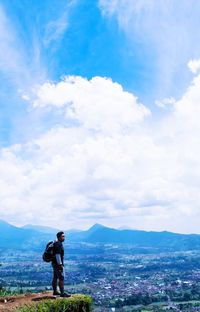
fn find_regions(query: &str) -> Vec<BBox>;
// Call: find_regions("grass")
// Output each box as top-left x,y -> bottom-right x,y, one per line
15,294 -> 93,312
0,287 -> 23,297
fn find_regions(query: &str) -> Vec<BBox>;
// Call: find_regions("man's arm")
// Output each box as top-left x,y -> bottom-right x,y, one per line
55,254 -> 62,265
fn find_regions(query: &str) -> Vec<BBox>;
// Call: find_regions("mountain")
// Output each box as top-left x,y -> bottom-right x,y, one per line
68,223 -> 107,241
85,223 -> 107,234
1,220 -> 200,251
22,224 -> 60,234
0,219 -> 52,250
69,224 -> 200,251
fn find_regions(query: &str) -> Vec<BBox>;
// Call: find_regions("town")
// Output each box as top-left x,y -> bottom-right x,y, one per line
1,243 -> 200,311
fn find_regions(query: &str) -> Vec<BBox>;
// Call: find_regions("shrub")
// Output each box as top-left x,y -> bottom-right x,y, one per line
0,286 -> 23,297
15,294 -> 92,312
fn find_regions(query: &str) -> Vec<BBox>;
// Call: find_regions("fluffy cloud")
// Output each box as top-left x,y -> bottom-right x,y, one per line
1,74 -> 200,233
33,76 -> 150,134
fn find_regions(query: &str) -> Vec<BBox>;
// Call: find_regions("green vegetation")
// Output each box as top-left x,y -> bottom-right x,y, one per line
15,294 -> 92,312
115,293 -> 168,307
0,286 -> 24,296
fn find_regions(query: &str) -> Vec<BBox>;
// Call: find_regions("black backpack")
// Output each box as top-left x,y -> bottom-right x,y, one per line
42,241 -> 55,262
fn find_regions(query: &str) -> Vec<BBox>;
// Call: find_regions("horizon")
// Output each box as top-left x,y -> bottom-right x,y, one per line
1,1 -> 200,233
1,218 -> 200,235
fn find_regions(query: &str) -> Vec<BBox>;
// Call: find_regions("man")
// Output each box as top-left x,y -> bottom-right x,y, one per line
52,231 -> 70,297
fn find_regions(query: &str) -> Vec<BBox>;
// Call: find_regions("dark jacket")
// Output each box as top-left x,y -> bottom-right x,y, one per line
52,241 -> 64,266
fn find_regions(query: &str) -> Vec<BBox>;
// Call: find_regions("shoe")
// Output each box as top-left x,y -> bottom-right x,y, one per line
53,291 -> 61,296
60,293 -> 71,298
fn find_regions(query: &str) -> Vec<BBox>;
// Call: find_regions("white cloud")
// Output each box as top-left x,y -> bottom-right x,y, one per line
99,0 -> 156,22
43,0 -> 77,46
44,12 -> 68,46
98,0 -> 200,99
155,97 -> 176,109
0,6 -> 28,84
188,59 -> 200,74
0,5 -> 46,91
1,73 -> 200,233
0,1 -> 76,97
1,0 -> 200,233
33,76 -> 150,134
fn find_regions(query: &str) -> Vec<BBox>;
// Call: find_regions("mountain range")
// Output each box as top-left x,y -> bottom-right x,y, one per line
1,219 -> 200,251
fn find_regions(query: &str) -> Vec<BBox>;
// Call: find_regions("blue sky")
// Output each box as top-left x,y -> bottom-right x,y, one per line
0,0 -> 168,144
0,0 -> 198,145
1,0 -> 200,233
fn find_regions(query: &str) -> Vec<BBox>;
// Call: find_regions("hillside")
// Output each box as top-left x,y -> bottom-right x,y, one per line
1,219 -> 200,251
68,223 -> 200,250
0,220 -> 52,250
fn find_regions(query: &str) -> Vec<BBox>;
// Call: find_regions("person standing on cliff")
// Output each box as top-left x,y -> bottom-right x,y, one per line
52,231 -> 70,297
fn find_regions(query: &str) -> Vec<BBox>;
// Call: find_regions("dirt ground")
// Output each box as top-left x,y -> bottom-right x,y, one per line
0,291 -> 58,311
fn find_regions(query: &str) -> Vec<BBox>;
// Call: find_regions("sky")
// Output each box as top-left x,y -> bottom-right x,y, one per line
1,0 -> 200,233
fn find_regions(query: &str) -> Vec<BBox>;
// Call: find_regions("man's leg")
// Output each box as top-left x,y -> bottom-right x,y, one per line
52,266 -> 60,295
58,266 -> 65,294
58,277 -> 64,295
58,266 -> 70,297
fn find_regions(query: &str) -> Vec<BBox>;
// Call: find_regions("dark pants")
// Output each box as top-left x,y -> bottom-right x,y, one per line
52,264 -> 65,292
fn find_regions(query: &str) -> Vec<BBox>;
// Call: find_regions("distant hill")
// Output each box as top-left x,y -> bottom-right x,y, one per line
22,224 -> 60,234
0,219 -> 52,250
1,220 -> 200,251
68,223 -> 200,251
68,223 -> 108,241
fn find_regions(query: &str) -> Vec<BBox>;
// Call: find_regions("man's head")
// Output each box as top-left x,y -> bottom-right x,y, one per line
57,231 -> 65,242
